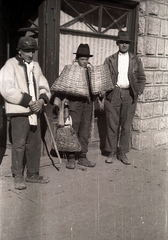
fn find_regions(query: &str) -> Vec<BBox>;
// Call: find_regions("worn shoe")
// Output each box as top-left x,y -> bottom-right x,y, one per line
66,159 -> 76,169
78,157 -> 96,167
105,152 -> 116,164
117,153 -> 131,165
14,175 -> 26,190
25,174 -> 50,183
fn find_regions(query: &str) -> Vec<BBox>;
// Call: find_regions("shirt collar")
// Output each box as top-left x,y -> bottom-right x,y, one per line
118,51 -> 129,56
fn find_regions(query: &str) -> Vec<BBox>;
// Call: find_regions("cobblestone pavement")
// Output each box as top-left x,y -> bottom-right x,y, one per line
0,143 -> 168,240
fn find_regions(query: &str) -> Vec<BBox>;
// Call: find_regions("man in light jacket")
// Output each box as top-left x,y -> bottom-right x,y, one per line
1,36 -> 51,190
104,30 -> 146,165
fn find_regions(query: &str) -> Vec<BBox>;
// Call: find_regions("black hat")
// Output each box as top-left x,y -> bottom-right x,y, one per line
74,44 -> 93,57
116,30 -> 131,42
17,36 -> 38,51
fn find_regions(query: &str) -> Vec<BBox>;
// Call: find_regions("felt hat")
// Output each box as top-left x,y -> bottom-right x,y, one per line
17,36 -> 38,51
74,44 -> 93,57
116,30 -> 131,42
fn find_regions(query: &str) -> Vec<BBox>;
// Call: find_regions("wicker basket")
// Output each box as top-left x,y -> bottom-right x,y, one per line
89,64 -> 114,95
51,63 -> 89,98
52,125 -> 81,152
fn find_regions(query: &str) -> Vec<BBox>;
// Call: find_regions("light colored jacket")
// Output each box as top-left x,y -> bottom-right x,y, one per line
1,55 -> 51,115
0,66 -> 4,95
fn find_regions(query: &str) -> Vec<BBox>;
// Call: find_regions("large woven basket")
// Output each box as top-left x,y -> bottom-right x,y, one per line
89,64 -> 114,95
52,125 -> 81,152
51,63 -> 89,98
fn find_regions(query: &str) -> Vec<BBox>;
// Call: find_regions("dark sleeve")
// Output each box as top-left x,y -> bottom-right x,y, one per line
50,92 -> 66,105
19,93 -> 32,107
39,93 -> 49,104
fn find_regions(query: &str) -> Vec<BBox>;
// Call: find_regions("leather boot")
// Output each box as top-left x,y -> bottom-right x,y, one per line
66,154 -> 76,169
14,175 -> 26,190
78,153 -> 96,167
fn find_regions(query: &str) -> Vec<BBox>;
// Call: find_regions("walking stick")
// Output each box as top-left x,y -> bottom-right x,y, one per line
43,110 -> 62,164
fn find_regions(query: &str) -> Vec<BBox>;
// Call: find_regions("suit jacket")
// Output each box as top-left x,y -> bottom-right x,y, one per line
104,51 -> 146,102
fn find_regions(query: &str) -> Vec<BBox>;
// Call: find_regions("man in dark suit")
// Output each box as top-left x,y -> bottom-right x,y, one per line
104,30 -> 146,165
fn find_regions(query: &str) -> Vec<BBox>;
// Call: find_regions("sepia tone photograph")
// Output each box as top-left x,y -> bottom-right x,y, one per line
0,0 -> 168,239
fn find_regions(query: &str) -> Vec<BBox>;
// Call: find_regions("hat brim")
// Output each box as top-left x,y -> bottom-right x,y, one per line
16,47 -> 39,51
73,53 -> 93,57
116,38 -> 131,42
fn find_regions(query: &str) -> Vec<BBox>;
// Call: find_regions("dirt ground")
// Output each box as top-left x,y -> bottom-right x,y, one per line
0,143 -> 168,240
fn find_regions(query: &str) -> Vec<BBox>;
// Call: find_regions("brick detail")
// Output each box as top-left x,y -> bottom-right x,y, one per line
161,20 -> 168,37
132,130 -> 168,150
157,38 -> 164,55
159,4 -> 167,18
146,18 -> 160,36
165,40 -> 168,55
141,102 -> 153,119
133,0 -> 168,149
134,103 -> 142,118
143,57 -> 159,69
131,132 -> 152,150
153,132 -> 168,146
160,87 -> 168,101
139,2 -> 146,16
160,58 -> 168,70
143,87 -> 160,102
145,37 -> 157,55
146,2 -> 159,16
163,101 -> 168,115
154,71 -> 163,85
138,17 -> 146,35
132,118 -> 159,132
137,37 -> 145,54
153,101 -> 163,116
163,72 -> 168,84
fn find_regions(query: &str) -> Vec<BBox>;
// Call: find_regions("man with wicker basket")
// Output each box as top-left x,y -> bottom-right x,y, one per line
104,30 -> 146,165
52,44 -> 96,169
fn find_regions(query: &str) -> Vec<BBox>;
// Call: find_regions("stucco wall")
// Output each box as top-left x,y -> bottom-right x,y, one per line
132,0 -> 168,150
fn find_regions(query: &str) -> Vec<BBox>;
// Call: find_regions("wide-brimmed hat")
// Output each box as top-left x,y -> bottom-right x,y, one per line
73,44 -> 93,57
116,30 -> 131,42
17,36 -> 38,51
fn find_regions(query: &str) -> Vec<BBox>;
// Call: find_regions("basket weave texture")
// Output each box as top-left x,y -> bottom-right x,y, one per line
89,64 -> 114,95
51,64 -> 89,98
53,125 -> 81,152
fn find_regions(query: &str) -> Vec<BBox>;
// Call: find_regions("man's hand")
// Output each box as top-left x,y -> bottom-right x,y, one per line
28,100 -> 34,107
29,99 -> 44,113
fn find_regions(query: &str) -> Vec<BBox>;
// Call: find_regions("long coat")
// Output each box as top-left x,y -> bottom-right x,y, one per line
104,52 -> 146,102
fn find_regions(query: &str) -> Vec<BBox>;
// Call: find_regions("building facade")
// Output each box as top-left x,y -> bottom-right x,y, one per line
133,0 -> 168,149
1,0 -> 168,150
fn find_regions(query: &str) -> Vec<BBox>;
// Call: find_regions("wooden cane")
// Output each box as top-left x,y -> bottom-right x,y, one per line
43,110 -> 62,164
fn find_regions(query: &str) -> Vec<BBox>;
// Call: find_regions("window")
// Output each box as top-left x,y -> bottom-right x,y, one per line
60,0 -> 138,40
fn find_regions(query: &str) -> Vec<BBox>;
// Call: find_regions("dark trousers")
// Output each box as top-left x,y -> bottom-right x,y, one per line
104,87 -> 137,154
10,115 -> 41,176
69,100 -> 93,153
